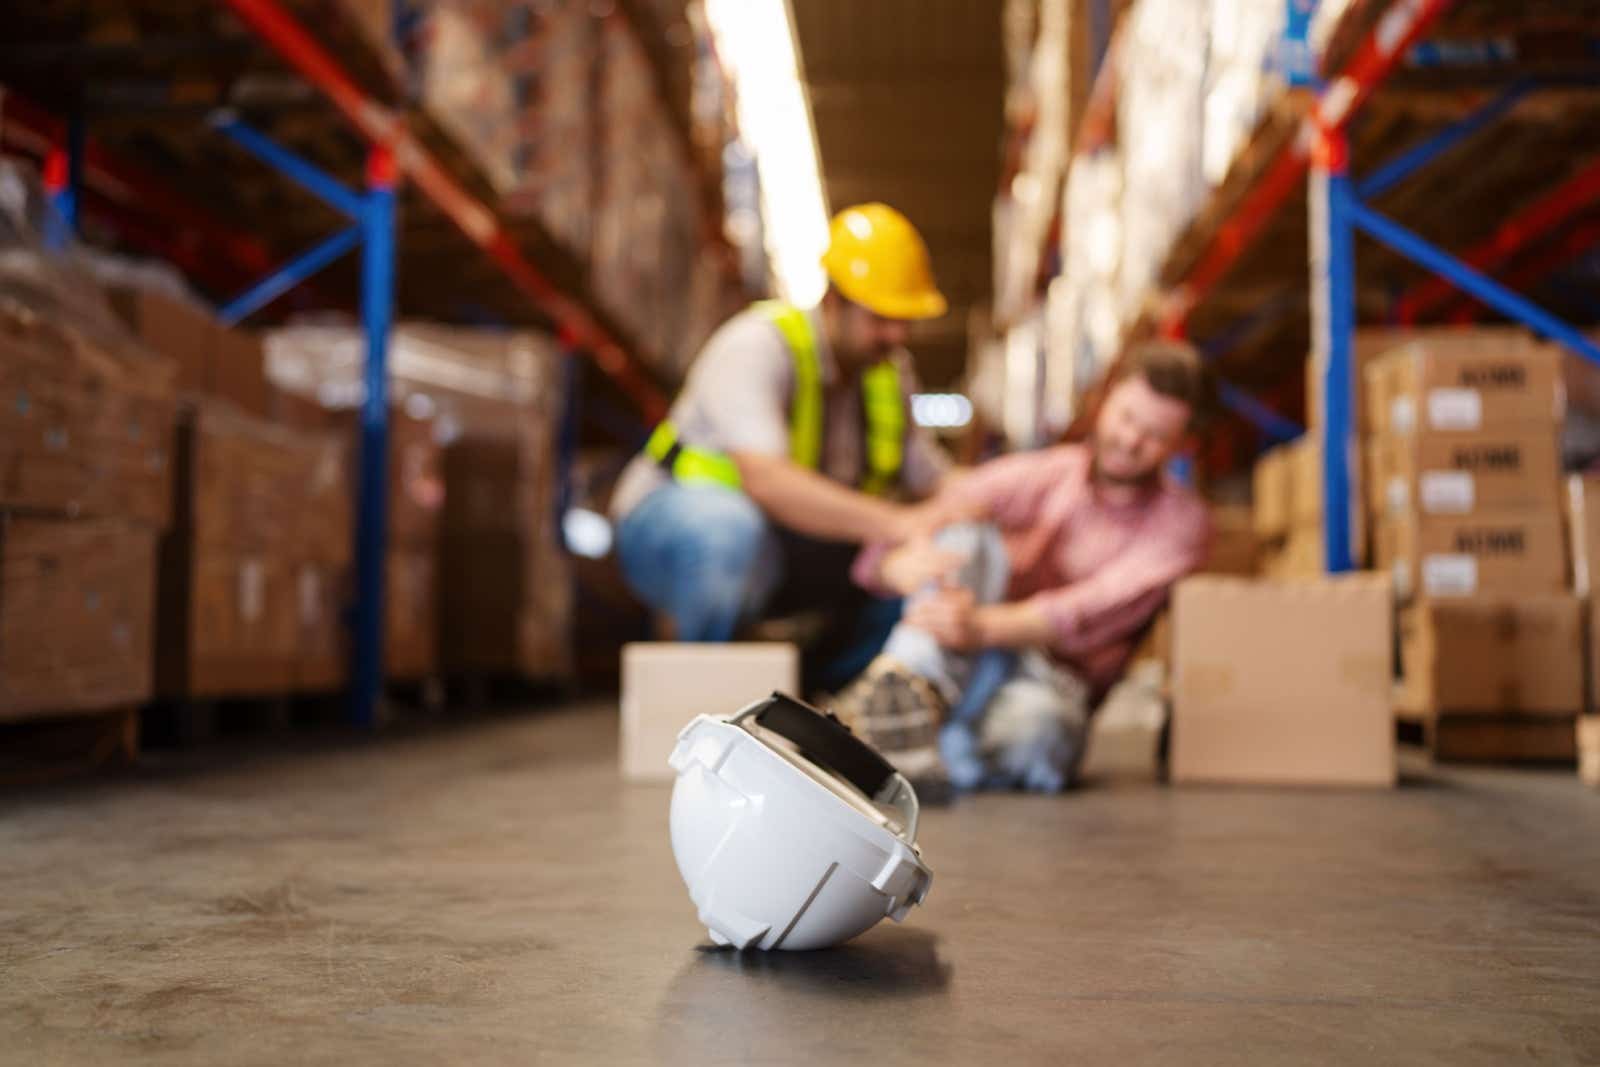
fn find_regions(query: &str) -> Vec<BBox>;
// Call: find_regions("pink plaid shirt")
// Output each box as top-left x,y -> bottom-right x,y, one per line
855,443 -> 1211,687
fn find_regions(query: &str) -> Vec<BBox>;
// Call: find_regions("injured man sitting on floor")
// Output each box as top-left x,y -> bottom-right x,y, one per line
830,339 -> 1214,795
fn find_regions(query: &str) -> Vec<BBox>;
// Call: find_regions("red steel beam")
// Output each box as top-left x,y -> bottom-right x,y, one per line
0,87 -> 277,280
223,0 -> 668,421
1395,154 -> 1600,324
1159,0 -> 1457,337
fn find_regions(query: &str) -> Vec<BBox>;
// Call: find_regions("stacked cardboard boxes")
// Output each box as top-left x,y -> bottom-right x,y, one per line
288,432 -> 353,692
155,403 -> 327,697
438,416 -> 573,682
1252,437 -> 1330,578
1362,334 -> 1579,744
106,288 -> 271,417
0,258 -> 175,722
1568,476 -> 1600,779
382,409 -> 443,680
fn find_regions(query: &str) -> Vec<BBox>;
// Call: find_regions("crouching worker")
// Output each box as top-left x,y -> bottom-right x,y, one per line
611,204 -> 965,685
833,339 -> 1213,793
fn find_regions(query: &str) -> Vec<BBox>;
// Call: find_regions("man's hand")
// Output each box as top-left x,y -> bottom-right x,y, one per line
907,592 -> 1058,652
888,493 -> 984,544
905,587 -> 984,650
879,539 -> 965,596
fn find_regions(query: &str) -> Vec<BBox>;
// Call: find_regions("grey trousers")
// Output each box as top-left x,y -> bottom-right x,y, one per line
881,523 -> 1090,792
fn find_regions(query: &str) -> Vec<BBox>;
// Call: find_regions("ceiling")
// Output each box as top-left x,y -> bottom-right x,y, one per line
791,0 -> 1005,389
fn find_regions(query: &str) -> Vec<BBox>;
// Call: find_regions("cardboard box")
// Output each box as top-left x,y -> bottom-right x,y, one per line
1376,334 -> 1562,435
1287,437 -> 1323,527
156,543 -> 296,698
386,548 -> 437,680
1204,505 -> 1259,576
1378,510 -> 1567,600
291,559 -> 348,692
1,297 -> 177,527
1252,445 -> 1290,540
438,528 -> 573,680
1580,717 -> 1600,787
1313,327 -> 1421,435
0,517 -> 158,720
213,327 -> 270,418
333,408 -> 443,549
105,287 -> 214,396
1396,595 -> 1584,716
1569,476 -> 1600,714
620,643 -> 799,783
1171,575 -> 1394,787
1570,475 -> 1600,599
1373,426 -> 1561,518
1261,522 -> 1325,579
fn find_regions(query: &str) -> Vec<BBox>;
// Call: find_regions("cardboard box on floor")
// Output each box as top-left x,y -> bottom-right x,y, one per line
1171,574 -> 1394,787
1396,595 -> 1584,717
1580,717 -> 1600,788
1371,426 -> 1561,519
620,643 -> 798,783
1378,510 -> 1567,600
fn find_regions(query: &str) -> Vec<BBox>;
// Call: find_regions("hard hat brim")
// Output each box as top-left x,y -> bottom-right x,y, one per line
833,281 -> 949,322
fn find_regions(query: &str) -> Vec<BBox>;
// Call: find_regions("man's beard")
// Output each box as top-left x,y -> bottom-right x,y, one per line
1090,438 -> 1162,489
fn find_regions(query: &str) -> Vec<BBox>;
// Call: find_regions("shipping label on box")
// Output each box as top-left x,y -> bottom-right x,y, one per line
1396,594 -> 1583,716
1171,574 -> 1395,787
1373,428 -> 1560,517
1383,336 -> 1562,434
1381,510 -> 1567,600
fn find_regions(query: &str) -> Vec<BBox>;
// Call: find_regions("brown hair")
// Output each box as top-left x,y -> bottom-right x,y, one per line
1112,338 -> 1207,412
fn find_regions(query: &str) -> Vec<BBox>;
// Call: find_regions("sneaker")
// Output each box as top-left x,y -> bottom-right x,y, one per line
823,657 -> 951,800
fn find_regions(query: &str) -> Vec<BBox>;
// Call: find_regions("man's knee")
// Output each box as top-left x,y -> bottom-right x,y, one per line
930,522 -> 1008,603
931,521 -> 1003,558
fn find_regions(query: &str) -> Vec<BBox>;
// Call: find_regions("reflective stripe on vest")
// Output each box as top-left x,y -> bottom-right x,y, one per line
646,302 -> 905,494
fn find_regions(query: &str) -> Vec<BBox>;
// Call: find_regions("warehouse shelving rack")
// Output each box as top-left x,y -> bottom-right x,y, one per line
0,0 -> 720,728
1065,0 -> 1600,573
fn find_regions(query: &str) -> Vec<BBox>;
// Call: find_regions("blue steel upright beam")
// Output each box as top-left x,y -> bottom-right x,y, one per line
352,146 -> 397,730
1310,124 -> 1358,573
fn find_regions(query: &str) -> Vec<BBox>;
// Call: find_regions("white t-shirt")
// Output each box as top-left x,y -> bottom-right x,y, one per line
609,304 -> 948,522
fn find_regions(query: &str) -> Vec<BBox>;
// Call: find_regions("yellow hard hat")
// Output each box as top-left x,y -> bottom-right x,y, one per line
820,203 -> 948,321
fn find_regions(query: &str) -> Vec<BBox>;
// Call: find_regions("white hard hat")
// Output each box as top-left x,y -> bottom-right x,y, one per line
668,692 -> 934,951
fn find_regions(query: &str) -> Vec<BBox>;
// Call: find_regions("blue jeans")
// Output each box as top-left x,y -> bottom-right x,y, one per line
616,484 -> 783,642
615,484 -> 900,687
882,523 -> 1090,792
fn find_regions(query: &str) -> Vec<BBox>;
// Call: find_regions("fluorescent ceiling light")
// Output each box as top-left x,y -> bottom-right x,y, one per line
704,0 -> 830,307
912,393 -> 974,429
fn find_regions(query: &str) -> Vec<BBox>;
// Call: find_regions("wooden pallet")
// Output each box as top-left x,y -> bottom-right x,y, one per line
1399,709 -> 1578,764
0,707 -> 139,787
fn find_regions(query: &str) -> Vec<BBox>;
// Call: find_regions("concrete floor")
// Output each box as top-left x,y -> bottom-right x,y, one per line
3,702 -> 1599,1066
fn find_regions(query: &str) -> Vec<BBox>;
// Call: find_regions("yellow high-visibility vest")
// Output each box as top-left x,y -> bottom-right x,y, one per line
646,301 -> 905,495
